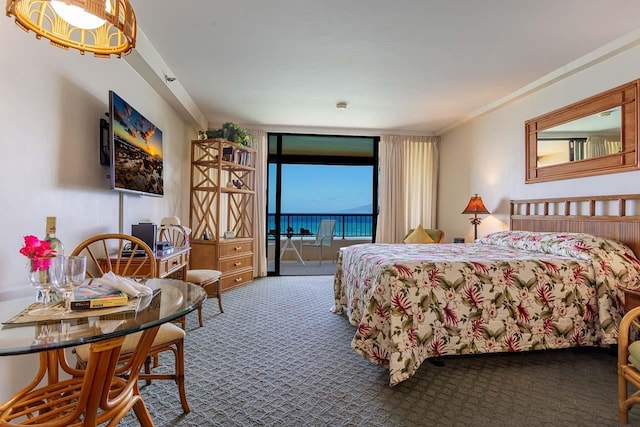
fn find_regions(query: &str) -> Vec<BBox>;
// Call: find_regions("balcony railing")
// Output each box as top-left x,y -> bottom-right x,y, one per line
267,213 -> 373,238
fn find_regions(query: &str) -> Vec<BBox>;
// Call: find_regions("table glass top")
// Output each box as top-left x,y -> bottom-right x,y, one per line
0,278 -> 206,356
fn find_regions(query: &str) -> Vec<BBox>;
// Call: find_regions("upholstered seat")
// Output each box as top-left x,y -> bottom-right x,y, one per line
186,268 -> 224,326
75,323 -> 189,413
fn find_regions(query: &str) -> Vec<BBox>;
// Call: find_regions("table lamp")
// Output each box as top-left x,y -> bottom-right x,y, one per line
462,194 -> 490,240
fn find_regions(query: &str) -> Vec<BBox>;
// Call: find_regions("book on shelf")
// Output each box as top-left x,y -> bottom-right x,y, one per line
70,282 -> 129,310
222,146 -> 233,162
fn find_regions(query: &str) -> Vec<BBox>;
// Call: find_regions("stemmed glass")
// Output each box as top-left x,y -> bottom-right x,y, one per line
28,256 -> 64,316
53,256 -> 87,314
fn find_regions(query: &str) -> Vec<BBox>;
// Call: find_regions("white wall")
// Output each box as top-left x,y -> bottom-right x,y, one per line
0,22 -> 193,400
439,44 -> 640,243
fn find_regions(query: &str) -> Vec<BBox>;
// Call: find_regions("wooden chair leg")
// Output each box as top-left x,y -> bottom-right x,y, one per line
197,306 -> 203,328
131,394 -> 155,427
144,356 -> 152,385
175,339 -> 190,413
217,280 -> 224,313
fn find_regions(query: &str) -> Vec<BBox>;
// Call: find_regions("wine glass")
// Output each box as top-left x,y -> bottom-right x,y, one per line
53,256 -> 87,314
28,256 -> 64,316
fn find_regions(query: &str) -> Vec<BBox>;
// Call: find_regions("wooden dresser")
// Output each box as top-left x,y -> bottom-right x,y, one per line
190,238 -> 253,291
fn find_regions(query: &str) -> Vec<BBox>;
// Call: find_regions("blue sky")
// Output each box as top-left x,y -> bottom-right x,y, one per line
268,164 -> 372,213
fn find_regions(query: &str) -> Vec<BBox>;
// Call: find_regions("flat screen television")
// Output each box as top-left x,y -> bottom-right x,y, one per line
108,90 -> 164,197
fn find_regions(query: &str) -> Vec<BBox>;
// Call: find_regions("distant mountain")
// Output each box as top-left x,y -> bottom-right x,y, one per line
338,204 -> 373,214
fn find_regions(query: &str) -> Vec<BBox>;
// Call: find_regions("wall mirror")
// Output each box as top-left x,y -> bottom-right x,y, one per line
525,79 -> 639,183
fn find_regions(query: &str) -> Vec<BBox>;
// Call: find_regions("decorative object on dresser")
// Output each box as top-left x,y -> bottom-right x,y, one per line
461,193 -> 490,240
189,138 -> 255,292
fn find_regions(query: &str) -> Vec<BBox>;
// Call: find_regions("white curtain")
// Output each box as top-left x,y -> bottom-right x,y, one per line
376,135 -> 439,243
585,134 -> 621,159
248,129 -> 268,277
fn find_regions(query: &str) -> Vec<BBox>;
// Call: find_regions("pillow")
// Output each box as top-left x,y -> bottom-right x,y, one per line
403,225 -> 435,244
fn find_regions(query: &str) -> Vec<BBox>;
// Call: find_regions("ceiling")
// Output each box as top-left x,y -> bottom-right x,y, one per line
129,0 -> 640,135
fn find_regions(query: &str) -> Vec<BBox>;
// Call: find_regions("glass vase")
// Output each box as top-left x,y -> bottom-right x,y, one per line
27,259 -> 63,316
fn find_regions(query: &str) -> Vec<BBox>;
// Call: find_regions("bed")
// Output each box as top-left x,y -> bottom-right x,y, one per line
333,194 -> 640,386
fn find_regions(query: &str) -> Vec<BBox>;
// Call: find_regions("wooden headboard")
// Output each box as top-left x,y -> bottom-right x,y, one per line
510,194 -> 640,256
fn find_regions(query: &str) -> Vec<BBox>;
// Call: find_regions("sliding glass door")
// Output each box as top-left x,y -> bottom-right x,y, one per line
267,134 -> 378,276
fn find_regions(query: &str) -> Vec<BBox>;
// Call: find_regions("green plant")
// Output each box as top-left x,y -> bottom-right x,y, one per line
205,122 -> 254,146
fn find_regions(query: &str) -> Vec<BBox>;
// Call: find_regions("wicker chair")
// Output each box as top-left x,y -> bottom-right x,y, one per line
618,305 -> 640,423
159,217 -> 224,327
71,233 -> 191,414
0,314 -> 160,426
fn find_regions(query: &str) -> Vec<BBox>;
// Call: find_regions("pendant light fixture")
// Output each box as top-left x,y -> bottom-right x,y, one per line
5,0 -> 136,58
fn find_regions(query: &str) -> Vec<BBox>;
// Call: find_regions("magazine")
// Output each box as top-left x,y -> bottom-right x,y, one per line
70,282 -> 129,310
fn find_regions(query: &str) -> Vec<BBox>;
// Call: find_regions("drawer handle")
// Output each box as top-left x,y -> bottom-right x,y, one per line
234,262 -> 242,266
234,277 -> 242,282
235,246 -> 242,251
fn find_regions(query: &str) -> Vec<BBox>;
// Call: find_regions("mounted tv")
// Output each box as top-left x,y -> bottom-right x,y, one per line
107,90 -> 164,197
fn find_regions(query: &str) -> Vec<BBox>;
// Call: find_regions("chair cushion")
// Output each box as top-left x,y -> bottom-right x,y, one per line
629,341 -> 640,370
404,225 -> 436,244
75,322 -> 185,362
187,269 -> 222,284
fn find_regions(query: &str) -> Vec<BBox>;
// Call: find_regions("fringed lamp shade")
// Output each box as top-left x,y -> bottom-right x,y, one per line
5,0 -> 136,57
461,194 -> 490,240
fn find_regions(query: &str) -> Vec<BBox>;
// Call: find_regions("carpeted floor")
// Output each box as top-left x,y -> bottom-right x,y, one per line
120,275 -> 639,426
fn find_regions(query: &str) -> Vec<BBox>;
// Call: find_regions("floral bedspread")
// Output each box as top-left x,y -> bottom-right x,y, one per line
333,231 -> 640,385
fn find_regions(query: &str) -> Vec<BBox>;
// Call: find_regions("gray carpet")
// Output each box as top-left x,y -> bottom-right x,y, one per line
120,275 -> 638,426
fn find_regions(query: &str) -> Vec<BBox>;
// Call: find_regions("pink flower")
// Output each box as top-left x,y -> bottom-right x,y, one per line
19,235 -> 55,271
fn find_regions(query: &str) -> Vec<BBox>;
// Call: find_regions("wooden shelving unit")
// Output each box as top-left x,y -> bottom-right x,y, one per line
189,138 -> 255,291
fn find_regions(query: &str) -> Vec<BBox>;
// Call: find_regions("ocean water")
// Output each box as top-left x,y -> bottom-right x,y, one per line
267,214 -> 372,238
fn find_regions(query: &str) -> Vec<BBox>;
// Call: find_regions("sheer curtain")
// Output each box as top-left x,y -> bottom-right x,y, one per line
248,129 -> 268,277
376,135 -> 439,243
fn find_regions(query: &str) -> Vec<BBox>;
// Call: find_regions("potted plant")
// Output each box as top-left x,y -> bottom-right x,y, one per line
205,122 -> 254,146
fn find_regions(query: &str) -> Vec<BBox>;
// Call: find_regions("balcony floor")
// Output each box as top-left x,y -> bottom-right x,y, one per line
267,260 -> 337,276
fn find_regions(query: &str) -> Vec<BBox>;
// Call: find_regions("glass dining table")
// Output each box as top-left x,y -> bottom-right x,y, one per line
0,278 -> 206,426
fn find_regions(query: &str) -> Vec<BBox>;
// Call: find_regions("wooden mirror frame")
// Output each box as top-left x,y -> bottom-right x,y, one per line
525,79 -> 640,183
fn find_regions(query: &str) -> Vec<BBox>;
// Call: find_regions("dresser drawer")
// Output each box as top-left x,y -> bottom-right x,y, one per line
220,268 -> 253,291
158,251 -> 189,277
218,254 -> 253,272
219,240 -> 253,258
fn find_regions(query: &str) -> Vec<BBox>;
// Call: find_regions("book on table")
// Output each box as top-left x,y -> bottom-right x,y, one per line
70,282 -> 129,310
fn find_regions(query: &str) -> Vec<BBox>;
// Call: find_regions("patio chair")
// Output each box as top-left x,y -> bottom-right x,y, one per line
301,219 -> 336,265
